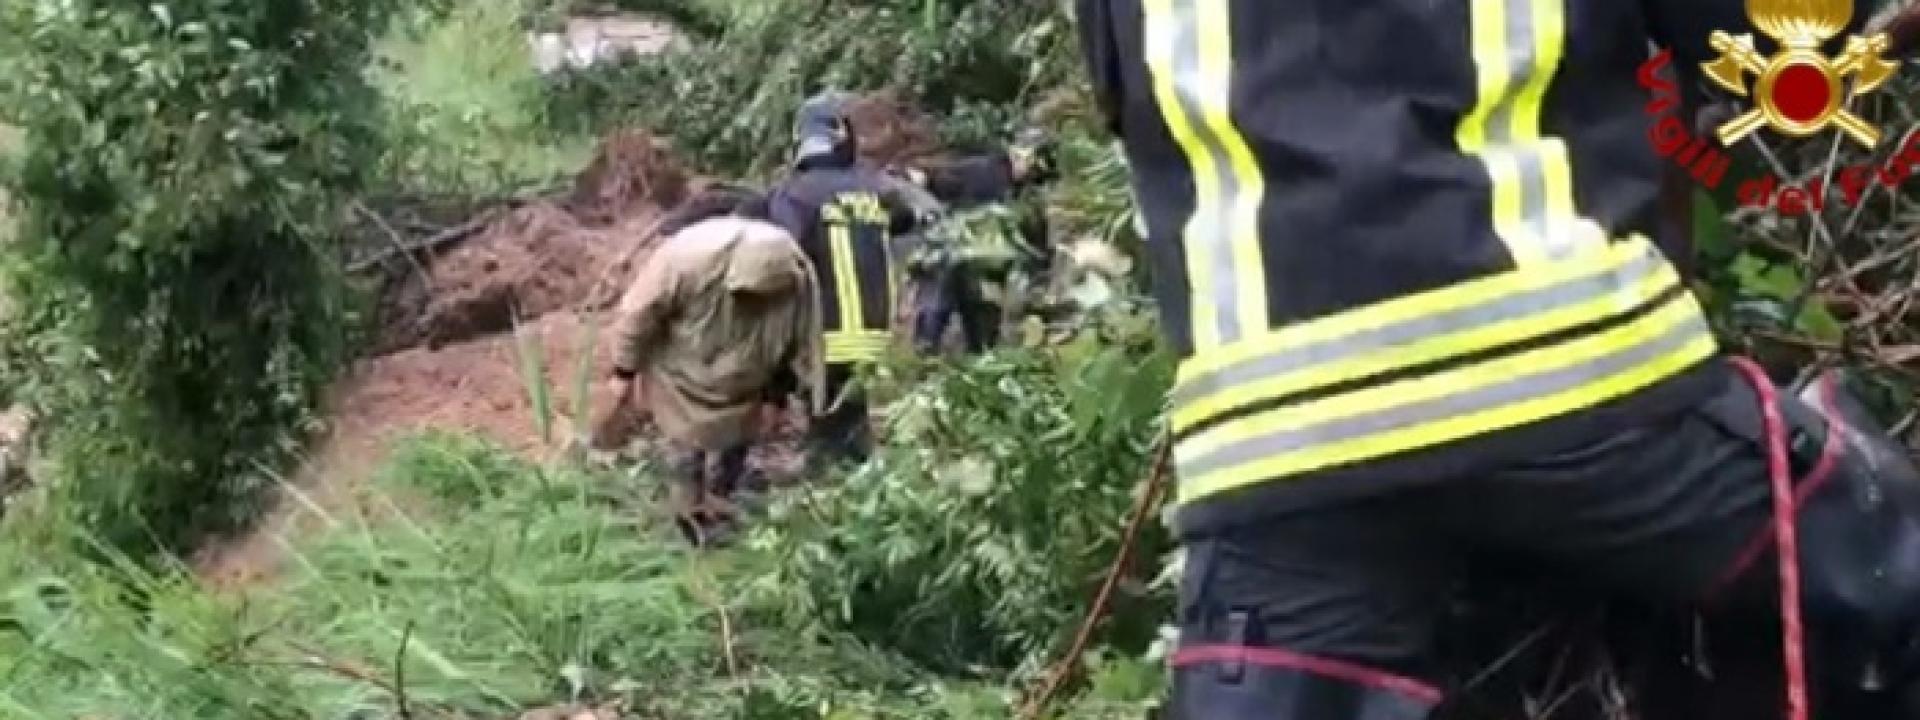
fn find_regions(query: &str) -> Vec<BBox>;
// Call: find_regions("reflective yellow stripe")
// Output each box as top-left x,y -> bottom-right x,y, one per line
1168,235 -> 1720,504
1173,240 -> 1671,431
1179,235 -> 1631,381
1195,0 -> 1268,342
1457,0 -> 1588,266
829,224 -> 863,331
1143,0 -> 1266,349
824,330 -> 891,363
1175,288 -> 1716,503
1143,0 -> 1218,348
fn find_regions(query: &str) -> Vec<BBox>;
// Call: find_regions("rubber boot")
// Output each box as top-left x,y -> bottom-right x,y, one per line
1790,370 -> 1920,716
1703,368 -> 1920,716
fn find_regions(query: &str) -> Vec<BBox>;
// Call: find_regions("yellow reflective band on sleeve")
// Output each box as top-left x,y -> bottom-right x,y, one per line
824,330 -> 891,364
1169,236 -> 1720,505
1457,0 -> 1589,266
1142,0 -> 1267,350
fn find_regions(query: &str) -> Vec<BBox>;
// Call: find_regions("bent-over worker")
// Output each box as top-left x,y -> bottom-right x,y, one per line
1077,0 -> 1920,716
607,201 -> 822,547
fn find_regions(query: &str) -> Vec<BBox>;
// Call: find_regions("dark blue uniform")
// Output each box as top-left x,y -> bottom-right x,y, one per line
1077,0 -> 1920,716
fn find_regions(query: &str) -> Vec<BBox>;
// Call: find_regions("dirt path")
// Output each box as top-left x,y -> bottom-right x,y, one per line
193,131 -> 686,589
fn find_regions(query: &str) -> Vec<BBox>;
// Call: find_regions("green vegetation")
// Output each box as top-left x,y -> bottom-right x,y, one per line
538,0 -> 1086,179
757,345 -> 1174,682
0,343 -> 1173,717
4,0 -> 1917,717
0,0 -> 400,556
374,0 -> 594,197
0,1 -> 1170,713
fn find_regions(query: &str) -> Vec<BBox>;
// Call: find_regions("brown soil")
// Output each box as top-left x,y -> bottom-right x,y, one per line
567,129 -> 691,226
194,129 -> 691,588
371,130 -> 688,357
844,91 -> 942,168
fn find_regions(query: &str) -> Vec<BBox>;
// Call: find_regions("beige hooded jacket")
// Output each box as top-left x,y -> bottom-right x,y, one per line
610,217 -> 824,450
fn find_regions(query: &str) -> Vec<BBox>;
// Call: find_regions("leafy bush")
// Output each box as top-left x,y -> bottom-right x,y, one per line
749,342 -> 1175,682
0,0 -> 402,556
372,0 -> 595,198
540,0 -> 1081,178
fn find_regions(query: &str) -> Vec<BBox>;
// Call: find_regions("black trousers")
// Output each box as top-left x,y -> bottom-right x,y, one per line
910,265 -> 999,354
810,363 -> 872,467
1172,357 -> 1920,718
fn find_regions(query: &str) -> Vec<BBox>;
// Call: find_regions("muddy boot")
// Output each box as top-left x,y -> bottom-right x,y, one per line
666,477 -> 713,548
690,494 -> 743,548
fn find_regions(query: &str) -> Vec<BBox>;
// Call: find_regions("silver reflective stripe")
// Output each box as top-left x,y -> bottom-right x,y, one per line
1165,0 -> 1246,344
1172,247 -> 1669,406
1479,0 -> 1570,259
1175,303 -> 1709,480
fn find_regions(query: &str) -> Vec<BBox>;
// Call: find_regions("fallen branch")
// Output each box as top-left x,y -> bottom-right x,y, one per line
1017,435 -> 1171,720
345,207 -> 503,274
276,644 -> 403,699
352,199 -> 434,294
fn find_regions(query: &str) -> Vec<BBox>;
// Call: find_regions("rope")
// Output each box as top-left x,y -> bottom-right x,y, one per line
1729,356 -> 1810,720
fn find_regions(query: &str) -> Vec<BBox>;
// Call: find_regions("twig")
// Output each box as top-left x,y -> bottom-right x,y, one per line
1459,621 -> 1557,692
277,644 -> 402,698
1017,435 -> 1171,720
346,207 -> 501,273
686,557 -> 743,682
394,620 -> 416,720
352,199 -> 434,293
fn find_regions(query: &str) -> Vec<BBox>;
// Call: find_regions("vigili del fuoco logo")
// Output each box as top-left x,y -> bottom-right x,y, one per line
1639,0 -> 1917,214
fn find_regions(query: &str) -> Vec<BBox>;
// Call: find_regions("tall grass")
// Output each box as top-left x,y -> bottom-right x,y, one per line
0,428 -> 1165,718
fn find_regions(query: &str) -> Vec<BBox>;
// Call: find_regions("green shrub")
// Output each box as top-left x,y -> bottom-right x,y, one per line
0,0 -> 404,556
540,0 -> 1080,179
372,0 -> 594,198
749,342 -> 1175,682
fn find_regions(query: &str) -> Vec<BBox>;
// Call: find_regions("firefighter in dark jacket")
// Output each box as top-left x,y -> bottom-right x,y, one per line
765,92 -> 922,466
1076,0 -> 1920,717
904,128 -> 1059,353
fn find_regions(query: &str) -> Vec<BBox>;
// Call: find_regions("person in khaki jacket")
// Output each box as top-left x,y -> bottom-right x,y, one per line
604,197 -> 823,547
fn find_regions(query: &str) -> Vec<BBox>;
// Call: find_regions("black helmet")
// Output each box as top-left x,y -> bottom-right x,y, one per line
793,91 -> 857,169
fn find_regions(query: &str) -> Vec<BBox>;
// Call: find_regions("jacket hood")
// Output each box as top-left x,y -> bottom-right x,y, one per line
725,235 -> 801,295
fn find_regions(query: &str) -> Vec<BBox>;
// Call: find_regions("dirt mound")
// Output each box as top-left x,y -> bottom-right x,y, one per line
845,92 -> 942,167
371,130 -> 690,357
568,129 -> 691,226
374,203 -> 620,354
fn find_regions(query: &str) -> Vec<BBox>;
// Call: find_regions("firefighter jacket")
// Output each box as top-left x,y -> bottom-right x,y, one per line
767,163 -> 920,365
1074,0 -> 1881,532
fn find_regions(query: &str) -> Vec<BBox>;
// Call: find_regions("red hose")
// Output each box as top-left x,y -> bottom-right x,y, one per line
1729,356 -> 1810,720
